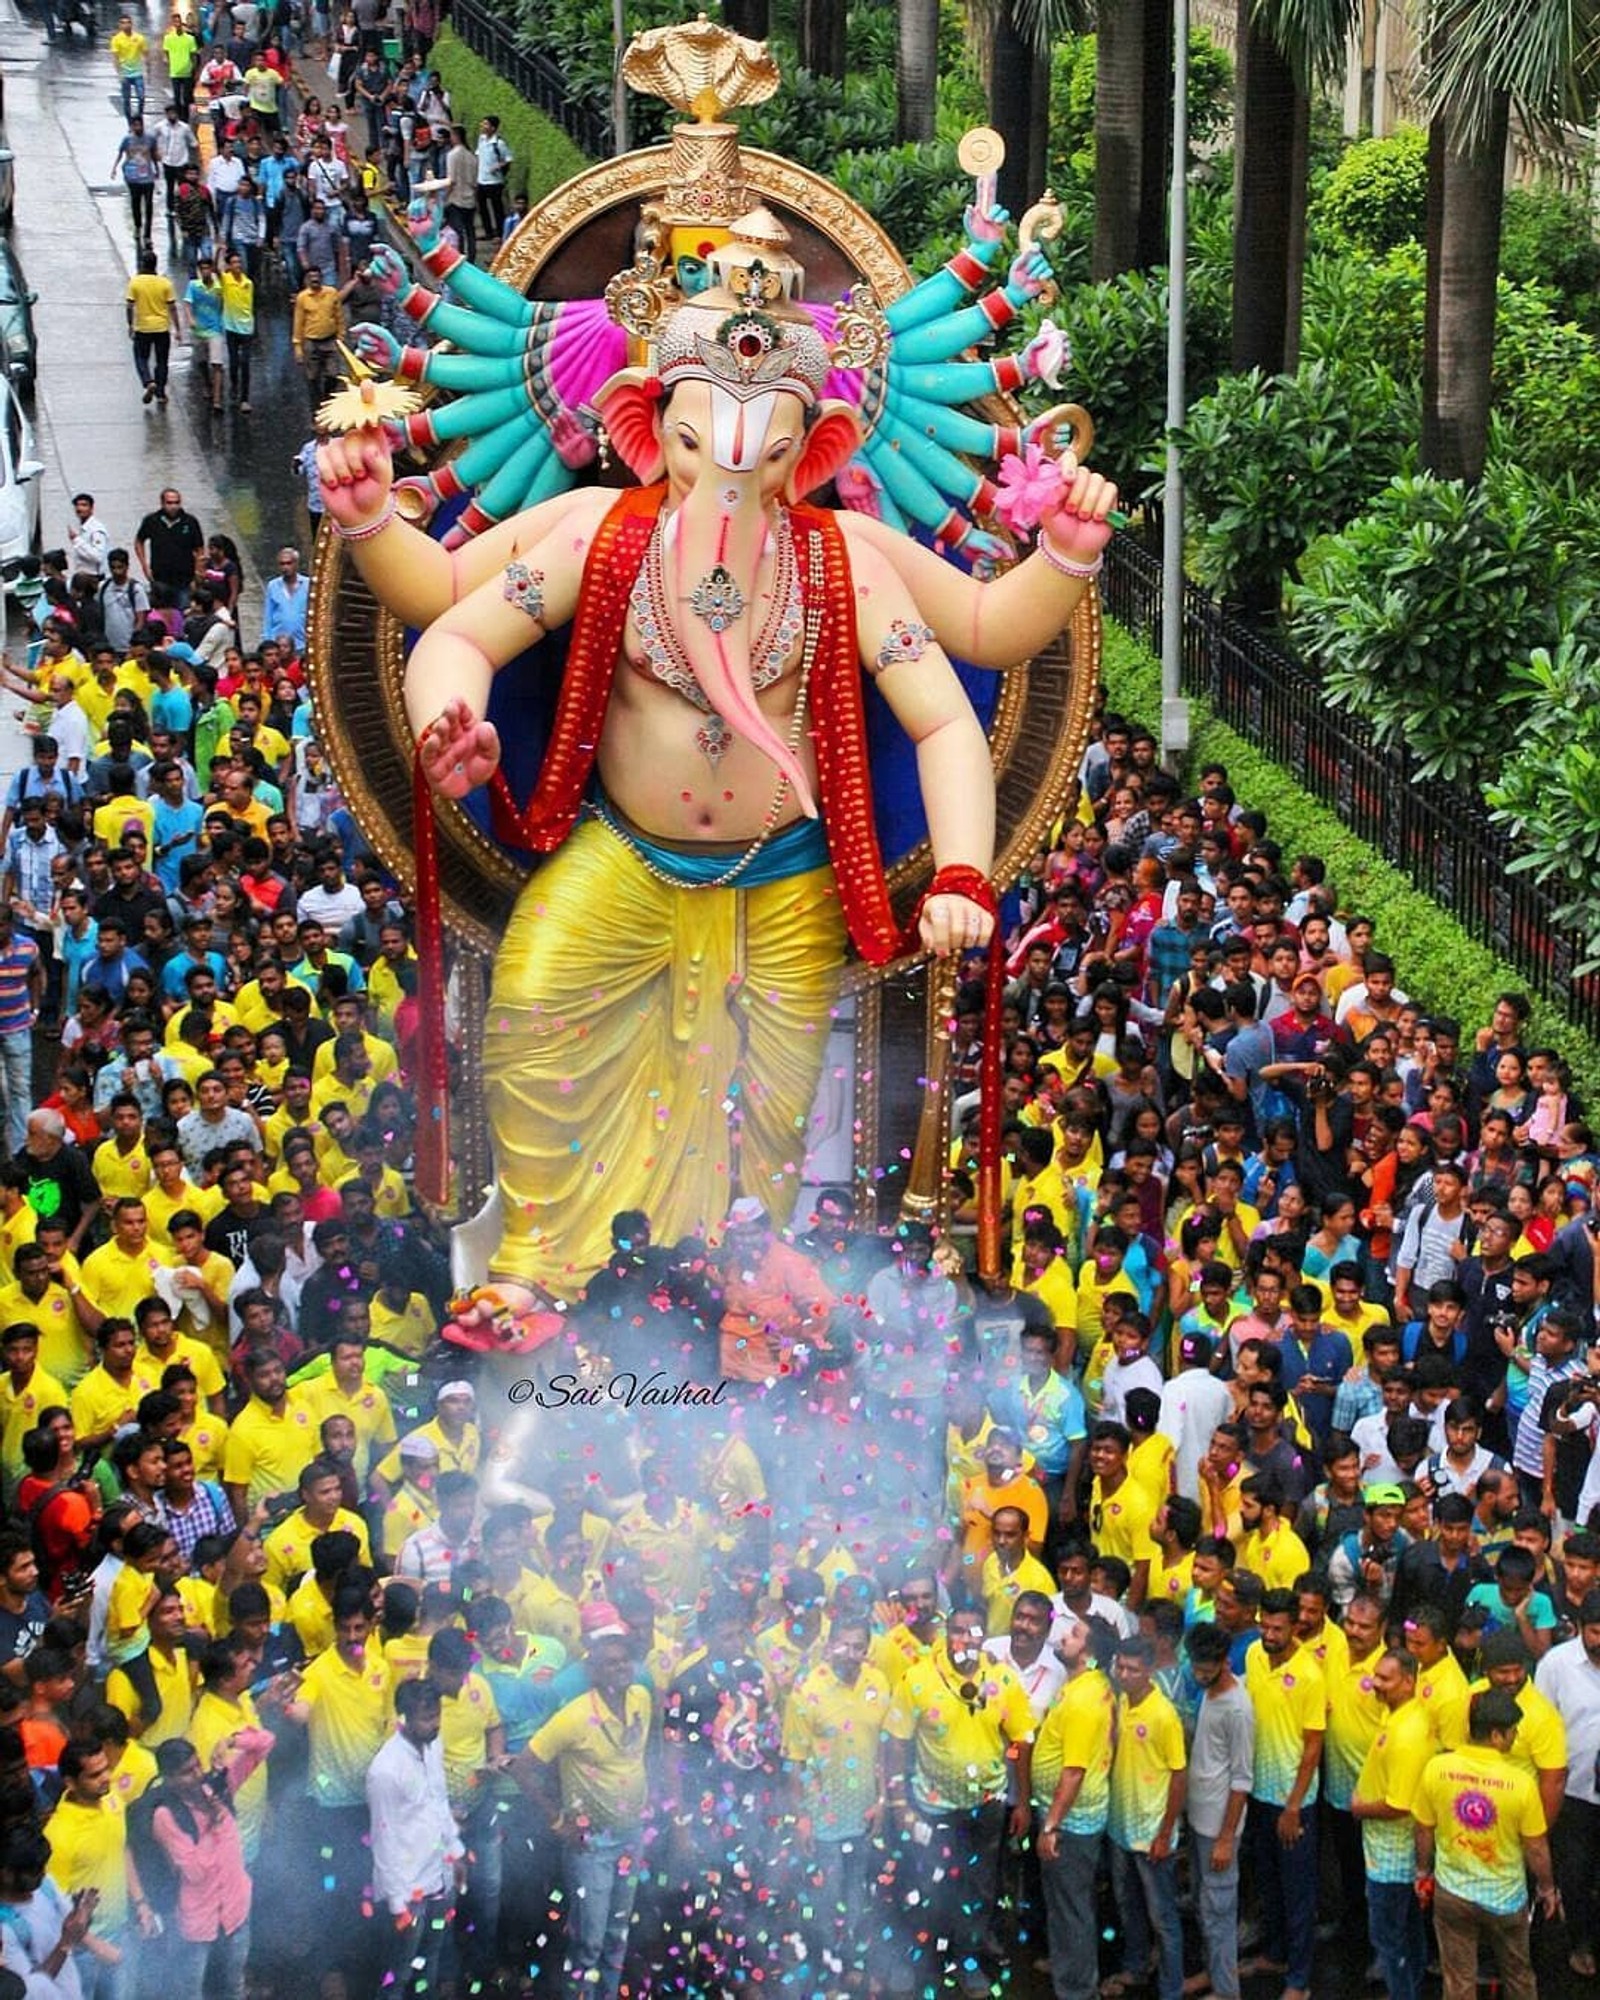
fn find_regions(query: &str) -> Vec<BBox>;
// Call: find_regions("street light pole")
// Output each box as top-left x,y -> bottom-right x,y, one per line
1160,0 -> 1190,771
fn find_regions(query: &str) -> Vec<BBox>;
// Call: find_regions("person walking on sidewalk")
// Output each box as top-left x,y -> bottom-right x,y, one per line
110,14 -> 148,122
153,104 -> 197,221
291,267 -> 344,412
126,248 -> 181,407
163,12 -> 199,118
220,250 -> 255,412
183,257 -> 227,414
112,115 -> 158,246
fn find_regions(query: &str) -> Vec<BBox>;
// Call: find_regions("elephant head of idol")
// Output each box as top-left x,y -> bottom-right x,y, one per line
591,210 -> 862,818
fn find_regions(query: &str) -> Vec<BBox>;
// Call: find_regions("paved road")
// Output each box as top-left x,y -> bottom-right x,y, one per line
0,0 -> 323,785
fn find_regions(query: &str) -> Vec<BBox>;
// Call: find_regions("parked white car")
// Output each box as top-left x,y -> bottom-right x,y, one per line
0,381 -> 43,595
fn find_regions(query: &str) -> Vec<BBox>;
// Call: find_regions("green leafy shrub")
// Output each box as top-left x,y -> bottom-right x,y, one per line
830,141 -> 969,264
1301,243 -> 1425,381
429,28 -> 589,199
1100,621 -> 1600,1098
506,0 -> 686,143
1288,465 -> 1592,784
1063,259 -> 1231,501
1314,127 -> 1428,254
1489,628 -> 1600,971
1177,357 -> 1416,608
1490,279 -> 1600,486
1499,183 -> 1600,331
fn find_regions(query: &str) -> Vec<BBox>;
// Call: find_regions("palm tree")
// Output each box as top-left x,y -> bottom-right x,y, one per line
897,0 -> 941,142
1092,0 -> 1172,276
798,0 -> 847,79
1419,0 -> 1600,481
1231,0 -> 1360,373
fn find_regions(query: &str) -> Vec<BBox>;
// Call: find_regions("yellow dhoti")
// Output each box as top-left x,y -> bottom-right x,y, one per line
483,814 -> 848,1296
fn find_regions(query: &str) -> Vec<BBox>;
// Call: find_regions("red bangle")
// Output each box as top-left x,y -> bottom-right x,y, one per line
924,865 -> 998,916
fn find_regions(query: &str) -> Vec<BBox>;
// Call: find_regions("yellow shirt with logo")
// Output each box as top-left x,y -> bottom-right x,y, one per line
290,1373 -> 396,1476
262,1504 -> 371,1590
1244,1641 -> 1327,1807
222,1395 -> 319,1509
93,1140 -> 152,1205
1235,1520 -> 1314,1592
781,1658 -> 892,1837
884,1655 -> 1035,1813
297,1638 -> 390,1807
440,1669 -> 501,1811
1417,1651 -> 1471,1753
0,1280 -> 89,1388
1354,1695 -> 1434,1881
0,1364 -> 66,1499
1412,1742 -> 1546,1915
1467,1674 -> 1567,1781
80,1238 -> 171,1322
107,1644 -> 199,1748
189,1685 -> 270,1855
528,1684 -> 653,1831
70,1360 -> 156,1442
45,1792 -> 129,1931
1107,1685 -> 1186,1851
1089,1474 -> 1158,1570
1031,1666 -> 1114,1832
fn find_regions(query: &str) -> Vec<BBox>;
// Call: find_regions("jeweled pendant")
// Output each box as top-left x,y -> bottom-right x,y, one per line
690,566 -> 747,633
697,714 -> 732,766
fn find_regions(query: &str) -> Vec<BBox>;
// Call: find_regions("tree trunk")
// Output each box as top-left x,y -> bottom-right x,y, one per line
992,0 -> 1044,214
1230,0 -> 1307,375
1094,0 -> 1148,278
722,0 -> 769,38
1422,93 -> 1509,484
799,0 -> 846,79
898,0 -> 940,144
1135,0 -> 1172,269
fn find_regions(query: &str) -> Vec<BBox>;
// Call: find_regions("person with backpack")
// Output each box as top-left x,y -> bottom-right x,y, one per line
136,1726 -> 273,1999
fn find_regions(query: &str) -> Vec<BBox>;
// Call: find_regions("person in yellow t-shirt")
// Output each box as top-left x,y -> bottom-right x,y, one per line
0,1321 -> 65,1504
106,1586 -> 198,1746
1234,1475 -> 1314,1591
289,1333 -> 398,1477
1469,1628 -> 1568,1825
1242,1594 -> 1327,1993
92,1105 -> 152,1207
1350,1647 -> 1434,2000
1072,1233 -> 1141,1367
424,1626 -> 505,1818
1410,1603 -> 1471,1752
70,1320 -> 156,1450
261,1459 -> 371,1590
222,1350 -> 319,1516
282,1597 -> 390,1817
188,1637 -> 274,1861
882,1604 -> 1034,1989
368,1279 -> 433,1359
44,1740 -> 145,1961
978,1508 -> 1057,1635
80,1199 -> 170,1325
1087,1422 -> 1158,1607
125,250 -> 177,404
1412,1689 -> 1559,1985
1103,1634 -> 1186,1996
0,1243 -> 92,1389
1035,1616 -> 1115,1866
133,1297 -> 225,1412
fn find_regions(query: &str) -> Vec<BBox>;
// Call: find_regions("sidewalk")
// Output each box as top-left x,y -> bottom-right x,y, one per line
0,3 -> 264,791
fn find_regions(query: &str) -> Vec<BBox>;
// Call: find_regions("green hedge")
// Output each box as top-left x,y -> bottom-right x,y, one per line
1099,620 -> 1600,1102
429,27 -> 589,205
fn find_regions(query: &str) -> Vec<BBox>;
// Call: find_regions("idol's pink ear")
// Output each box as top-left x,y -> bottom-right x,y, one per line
591,369 -> 665,484
789,401 -> 862,501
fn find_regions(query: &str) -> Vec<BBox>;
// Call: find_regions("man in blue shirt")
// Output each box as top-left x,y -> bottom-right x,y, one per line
262,545 -> 310,651
993,1323 -> 1087,1531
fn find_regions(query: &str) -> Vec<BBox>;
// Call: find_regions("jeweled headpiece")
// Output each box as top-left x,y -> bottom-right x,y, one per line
708,206 -> 804,305
655,286 -> 831,407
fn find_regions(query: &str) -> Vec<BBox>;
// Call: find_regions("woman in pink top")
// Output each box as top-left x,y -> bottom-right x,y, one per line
149,1726 -> 274,2000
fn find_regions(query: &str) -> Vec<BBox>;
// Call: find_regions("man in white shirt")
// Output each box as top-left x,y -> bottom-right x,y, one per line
43,674 -> 92,779
296,850 -> 365,932
1158,1332 -> 1234,1494
367,1678 -> 464,2000
204,134 -> 245,232
1534,1595 -> 1600,1971
66,494 -> 110,580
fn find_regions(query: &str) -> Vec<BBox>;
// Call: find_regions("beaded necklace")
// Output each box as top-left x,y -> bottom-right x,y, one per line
594,527 -> 823,892
629,505 -> 803,768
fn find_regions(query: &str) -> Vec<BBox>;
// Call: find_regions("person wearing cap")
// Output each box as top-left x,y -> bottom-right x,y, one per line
716,1199 -> 833,1387
381,1431 -> 441,1560
1327,1483 -> 1411,1612
374,1383 -> 480,1499
517,1626 -> 651,1998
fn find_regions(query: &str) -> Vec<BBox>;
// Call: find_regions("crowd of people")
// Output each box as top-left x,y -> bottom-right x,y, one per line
104,0 -> 519,415
0,601 -> 1589,2000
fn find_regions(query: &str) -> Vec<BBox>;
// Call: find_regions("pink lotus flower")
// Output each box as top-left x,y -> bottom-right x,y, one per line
991,442 -> 1068,534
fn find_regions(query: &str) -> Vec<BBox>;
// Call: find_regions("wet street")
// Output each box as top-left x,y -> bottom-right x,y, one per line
0,0 -> 320,734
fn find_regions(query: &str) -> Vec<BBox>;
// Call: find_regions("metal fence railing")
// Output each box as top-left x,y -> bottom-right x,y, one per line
1101,532 -> 1600,1040
451,0 -> 610,160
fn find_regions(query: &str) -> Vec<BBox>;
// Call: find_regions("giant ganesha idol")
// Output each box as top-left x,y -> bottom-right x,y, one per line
311,16 -> 1116,1336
